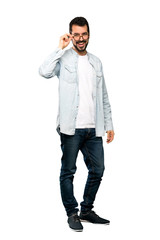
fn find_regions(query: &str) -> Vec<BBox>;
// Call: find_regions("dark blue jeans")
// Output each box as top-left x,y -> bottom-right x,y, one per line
59,128 -> 105,217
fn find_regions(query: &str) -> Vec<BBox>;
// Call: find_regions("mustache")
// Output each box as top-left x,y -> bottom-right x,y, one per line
76,40 -> 86,44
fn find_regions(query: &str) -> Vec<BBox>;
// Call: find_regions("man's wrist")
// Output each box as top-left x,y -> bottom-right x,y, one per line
58,44 -> 64,50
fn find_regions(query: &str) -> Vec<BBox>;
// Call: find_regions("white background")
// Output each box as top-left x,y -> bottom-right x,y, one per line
0,0 -> 160,239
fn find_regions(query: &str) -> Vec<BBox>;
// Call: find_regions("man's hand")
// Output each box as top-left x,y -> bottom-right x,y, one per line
106,130 -> 114,144
58,33 -> 73,50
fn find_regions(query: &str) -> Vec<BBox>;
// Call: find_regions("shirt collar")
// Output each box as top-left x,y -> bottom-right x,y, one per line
70,47 -> 89,58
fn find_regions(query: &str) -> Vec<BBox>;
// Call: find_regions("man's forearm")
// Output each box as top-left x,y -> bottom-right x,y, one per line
39,47 -> 64,78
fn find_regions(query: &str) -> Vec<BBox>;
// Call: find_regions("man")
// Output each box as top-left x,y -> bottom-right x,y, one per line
39,17 -> 114,232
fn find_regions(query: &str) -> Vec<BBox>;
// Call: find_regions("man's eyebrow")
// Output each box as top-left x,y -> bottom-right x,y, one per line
72,32 -> 88,34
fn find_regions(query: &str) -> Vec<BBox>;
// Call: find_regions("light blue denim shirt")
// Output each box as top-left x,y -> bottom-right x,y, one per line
39,47 -> 114,137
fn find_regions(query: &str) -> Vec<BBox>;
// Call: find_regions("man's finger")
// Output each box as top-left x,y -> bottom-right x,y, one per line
62,33 -> 72,41
106,131 -> 114,143
67,33 -> 73,39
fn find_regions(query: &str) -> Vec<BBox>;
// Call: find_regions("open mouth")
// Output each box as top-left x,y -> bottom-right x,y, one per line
77,41 -> 86,48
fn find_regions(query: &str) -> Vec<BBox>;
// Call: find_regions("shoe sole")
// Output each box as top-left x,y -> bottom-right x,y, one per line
69,227 -> 83,232
80,219 -> 110,224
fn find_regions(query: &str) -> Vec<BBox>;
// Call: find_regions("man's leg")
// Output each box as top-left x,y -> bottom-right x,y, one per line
60,131 -> 83,217
80,128 -> 105,213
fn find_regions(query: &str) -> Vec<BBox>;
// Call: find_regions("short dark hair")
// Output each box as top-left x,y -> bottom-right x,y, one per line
69,17 -> 90,35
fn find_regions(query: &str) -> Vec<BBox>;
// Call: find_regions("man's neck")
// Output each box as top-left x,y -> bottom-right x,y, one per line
72,47 -> 87,56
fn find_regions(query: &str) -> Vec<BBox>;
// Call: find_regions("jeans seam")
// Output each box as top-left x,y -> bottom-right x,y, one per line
84,143 -> 95,174
84,142 -> 95,206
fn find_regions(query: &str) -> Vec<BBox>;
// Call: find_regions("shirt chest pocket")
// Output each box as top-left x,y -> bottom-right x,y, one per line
96,71 -> 103,88
63,65 -> 77,83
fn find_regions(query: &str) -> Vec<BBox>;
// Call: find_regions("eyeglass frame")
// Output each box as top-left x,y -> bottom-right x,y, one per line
71,32 -> 89,40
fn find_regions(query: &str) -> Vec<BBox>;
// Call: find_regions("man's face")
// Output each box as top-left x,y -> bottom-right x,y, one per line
71,24 -> 89,52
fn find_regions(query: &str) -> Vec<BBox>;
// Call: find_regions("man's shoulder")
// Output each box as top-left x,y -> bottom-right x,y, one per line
62,48 -> 72,57
59,48 -> 73,65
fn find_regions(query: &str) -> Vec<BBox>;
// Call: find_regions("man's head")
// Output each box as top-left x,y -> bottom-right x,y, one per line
69,17 -> 90,53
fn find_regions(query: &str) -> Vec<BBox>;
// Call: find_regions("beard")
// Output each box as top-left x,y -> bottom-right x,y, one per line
73,40 -> 88,52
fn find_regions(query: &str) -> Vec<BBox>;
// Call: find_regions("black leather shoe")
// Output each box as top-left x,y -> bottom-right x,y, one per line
68,213 -> 83,232
80,211 -> 110,224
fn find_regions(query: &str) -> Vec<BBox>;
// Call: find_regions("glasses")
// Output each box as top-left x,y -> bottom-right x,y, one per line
72,32 -> 89,41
